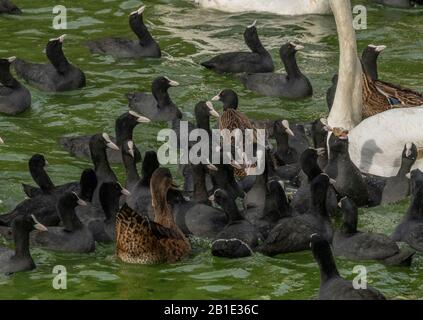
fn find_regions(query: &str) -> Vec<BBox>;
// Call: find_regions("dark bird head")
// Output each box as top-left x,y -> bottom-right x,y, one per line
29,154 -> 48,170
212,89 -> 239,110
0,56 -> 17,87
244,20 -> 266,54
279,42 -> 303,60
46,34 -> 69,73
79,168 -> 98,202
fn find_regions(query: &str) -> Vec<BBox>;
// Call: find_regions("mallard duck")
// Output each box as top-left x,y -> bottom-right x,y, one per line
362,66 -> 423,118
116,168 -> 191,264
212,89 -> 257,177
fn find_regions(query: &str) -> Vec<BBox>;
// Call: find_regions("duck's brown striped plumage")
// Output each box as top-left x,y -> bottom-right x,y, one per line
362,69 -> 423,118
115,169 -> 191,264
219,109 -> 257,177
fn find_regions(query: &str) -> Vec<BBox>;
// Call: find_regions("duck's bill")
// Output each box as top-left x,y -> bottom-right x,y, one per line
107,141 -> 120,151
206,101 -> 219,118
165,77 -> 179,87
208,194 -> 215,201
50,34 -> 66,43
374,45 -> 386,52
130,5 -> 145,16
129,110 -> 150,123
247,20 -> 257,28
293,43 -> 304,51
211,94 -> 221,101
0,137 -> 4,144
121,188 -> 131,196
77,198 -> 88,206
7,56 -> 16,63
31,214 -> 48,232
206,163 -> 218,171
136,115 -> 150,123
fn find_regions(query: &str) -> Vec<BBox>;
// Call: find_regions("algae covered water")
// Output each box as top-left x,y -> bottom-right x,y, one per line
0,0 -> 422,299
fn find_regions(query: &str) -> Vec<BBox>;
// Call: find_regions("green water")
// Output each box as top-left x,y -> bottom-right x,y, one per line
0,0 -> 422,300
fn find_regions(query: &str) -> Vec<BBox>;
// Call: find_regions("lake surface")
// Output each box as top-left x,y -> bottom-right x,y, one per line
0,0 -> 422,299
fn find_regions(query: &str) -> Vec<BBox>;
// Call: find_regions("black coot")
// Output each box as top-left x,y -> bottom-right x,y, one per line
87,6 -> 161,59
201,21 -> 274,74
240,42 -> 312,98
13,35 -> 86,92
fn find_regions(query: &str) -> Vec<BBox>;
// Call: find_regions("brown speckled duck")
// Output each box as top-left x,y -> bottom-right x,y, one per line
362,64 -> 423,118
212,89 -> 257,177
116,167 -> 191,264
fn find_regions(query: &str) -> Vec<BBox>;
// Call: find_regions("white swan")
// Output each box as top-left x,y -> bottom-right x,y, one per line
328,0 -> 423,177
192,0 -> 331,16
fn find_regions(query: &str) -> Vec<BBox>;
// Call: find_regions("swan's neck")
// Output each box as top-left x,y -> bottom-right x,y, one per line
327,0 -> 363,131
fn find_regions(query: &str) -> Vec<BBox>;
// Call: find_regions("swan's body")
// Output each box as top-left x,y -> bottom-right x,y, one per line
193,0 -> 331,16
327,0 -> 423,177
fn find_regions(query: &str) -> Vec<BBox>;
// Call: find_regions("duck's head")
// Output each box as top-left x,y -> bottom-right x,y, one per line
152,76 -> 179,93
274,120 -> 295,137
150,167 -> 177,200
116,111 -> 150,139
209,188 -> 228,207
0,56 -> 16,86
99,182 -> 130,219
46,34 -> 67,66
279,42 -> 304,60
29,154 -> 48,170
79,168 -> 98,202
195,101 -> 219,120
244,20 -> 265,53
403,142 -> 417,163
90,133 -> 120,152
212,89 -> 238,110
129,5 -> 145,20
363,44 -> 386,60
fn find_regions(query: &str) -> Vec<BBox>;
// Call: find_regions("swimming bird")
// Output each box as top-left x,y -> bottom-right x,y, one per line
0,0 -> 21,14
391,169 -> 423,252
239,42 -> 312,98
89,133 -> 119,207
174,163 -> 228,238
201,21 -> 274,74
84,182 -> 130,243
380,143 -> 417,204
59,111 -> 149,164
0,215 -> 47,275
210,189 -> 262,258
22,155 -> 98,202
0,56 -> 31,115
257,173 -> 333,256
193,0 -> 331,16
291,148 -> 335,215
212,89 -> 257,177
13,34 -> 86,92
29,192 -> 95,253
364,142 -> 417,206
125,150 -> 160,219
327,0 -> 423,177
311,234 -> 386,300
333,197 -> 415,266
87,6 -> 161,59
127,76 -> 182,121
116,168 -> 191,264
324,127 -> 369,207
361,44 -> 386,81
